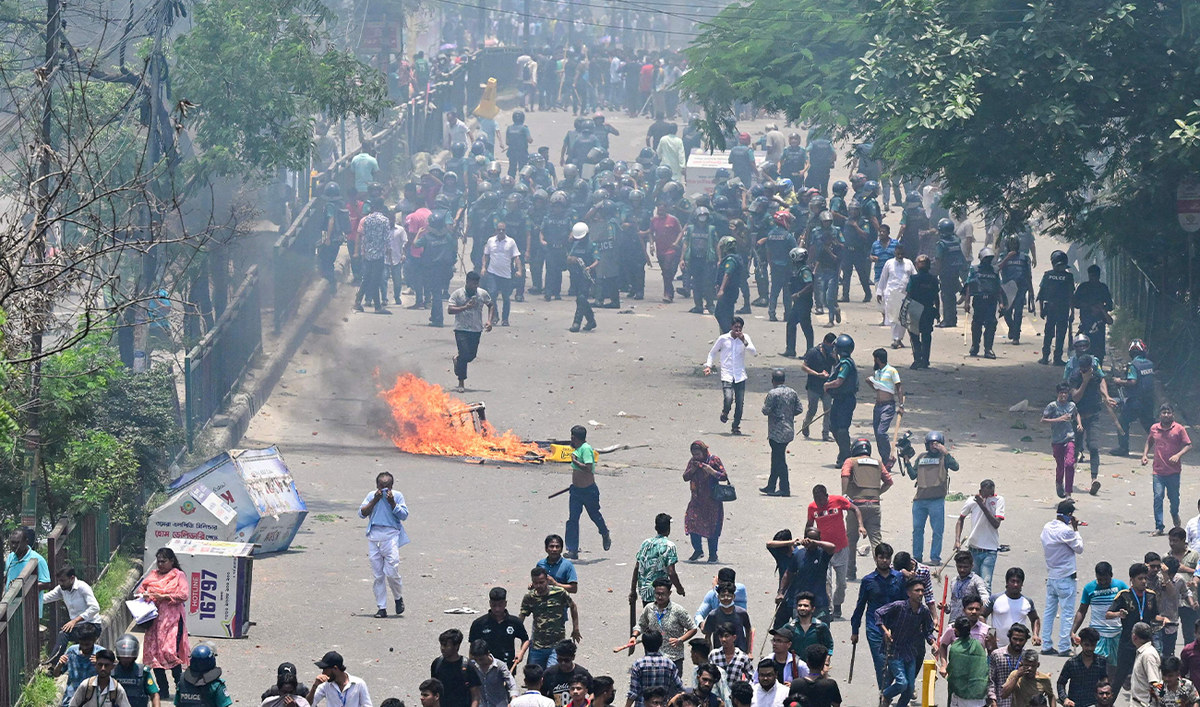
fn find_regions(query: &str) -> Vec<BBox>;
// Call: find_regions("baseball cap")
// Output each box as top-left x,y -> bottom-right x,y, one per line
768,627 -> 794,640
315,651 -> 345,670
1056,500 -> 1076,517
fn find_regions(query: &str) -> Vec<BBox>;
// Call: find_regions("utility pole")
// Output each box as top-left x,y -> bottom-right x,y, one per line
522,0 -> 529,48
22,0 -> 64,528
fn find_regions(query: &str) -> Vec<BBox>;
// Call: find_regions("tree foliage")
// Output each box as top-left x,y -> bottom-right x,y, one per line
173,0 -> 390,180
683,0 -> 1200,282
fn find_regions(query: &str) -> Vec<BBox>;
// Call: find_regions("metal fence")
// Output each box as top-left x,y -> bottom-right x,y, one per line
0,512 -> 121,707
184,266 -> 263,445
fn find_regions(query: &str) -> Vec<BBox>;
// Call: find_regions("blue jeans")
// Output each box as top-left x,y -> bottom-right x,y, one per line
866,624 -> 887,690
970,548 -> 998,592
1153,473 -> 1181,531
565,484 -> 609,553
528,647 -> 559,669
1042,576 -> 1078,652
911,498 -> 945,564
882,654 -> 919,707
485,273 -> 515,322
822,272 -> 840,323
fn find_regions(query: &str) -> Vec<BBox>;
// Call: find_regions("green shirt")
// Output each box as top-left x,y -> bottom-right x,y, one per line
520,586 -> 572,649
635,536 -> 679,603
571,443 -> 595,470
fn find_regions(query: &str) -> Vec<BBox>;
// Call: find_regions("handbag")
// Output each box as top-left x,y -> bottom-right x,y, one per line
712,478 -> 737,503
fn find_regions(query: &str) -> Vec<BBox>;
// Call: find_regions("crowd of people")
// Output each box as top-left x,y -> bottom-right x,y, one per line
10,33 -> 1195,707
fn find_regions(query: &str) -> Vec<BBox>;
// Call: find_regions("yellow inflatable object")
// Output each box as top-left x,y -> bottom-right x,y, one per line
474,78 -> 499,119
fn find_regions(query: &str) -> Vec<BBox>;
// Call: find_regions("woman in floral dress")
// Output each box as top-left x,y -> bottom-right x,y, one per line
137,547 -> 190,697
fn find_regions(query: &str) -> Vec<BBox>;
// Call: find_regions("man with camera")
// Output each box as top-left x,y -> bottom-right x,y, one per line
908,431 -> 959,568
359,472 -> 410,618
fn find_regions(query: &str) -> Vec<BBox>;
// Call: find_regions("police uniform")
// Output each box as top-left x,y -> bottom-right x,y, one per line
806,138 -> 835,195
964,261 -> 1001,355
765,226 -> 797,321
934,235 -> 966,327
840,214 -> 873,302
616,205 -> 647,300
685,222 -> 718,312
713,251 -> 744,334
417,218 -> 454,327
1036,266 -> 1075,363
906,268 -> 940,368
827,355 -> 858,464
591,216 -> 621,307
540,211 -> 573,299
112,662 -> 159,707
780,145 -> 807,185
814,225 -> 845,325
1116,355 -> 1156,454
1072,279 -> 1114,364
567,236 -> 597,330
784,264 -> 815,356
998,250 -> 1034,342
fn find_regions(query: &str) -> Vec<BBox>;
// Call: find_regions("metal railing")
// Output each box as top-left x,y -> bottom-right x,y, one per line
184,266 -> 263,445
0,512 -> 121,707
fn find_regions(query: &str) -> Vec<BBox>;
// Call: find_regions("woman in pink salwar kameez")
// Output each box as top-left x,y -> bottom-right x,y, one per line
137,547 -> 190,698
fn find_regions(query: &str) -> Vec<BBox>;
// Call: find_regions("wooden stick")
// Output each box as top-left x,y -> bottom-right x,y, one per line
547,486 -> 571,500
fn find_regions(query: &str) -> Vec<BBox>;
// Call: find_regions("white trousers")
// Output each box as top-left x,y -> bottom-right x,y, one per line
367,527 -> 404,607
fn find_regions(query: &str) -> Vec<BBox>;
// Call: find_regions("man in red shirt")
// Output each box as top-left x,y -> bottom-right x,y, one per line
1142,403 -> 1193,534
805,484 -> 867,619
650,203 -> 683,303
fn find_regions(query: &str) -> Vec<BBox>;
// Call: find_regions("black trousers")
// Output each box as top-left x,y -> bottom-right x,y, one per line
543,248 -> 566,297
573,278 -> 595,326
970,299 -> 998,351
841,251 -> 872,299
767,439 -> 790,494
785,303 -> 814,355
454,330 -> 482,381
1042,310 -> 1070,359
356,259 -> 385,307
939,272 -> 961,326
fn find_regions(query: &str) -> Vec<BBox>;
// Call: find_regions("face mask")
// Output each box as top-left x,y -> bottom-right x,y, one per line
719,600 -> 734,608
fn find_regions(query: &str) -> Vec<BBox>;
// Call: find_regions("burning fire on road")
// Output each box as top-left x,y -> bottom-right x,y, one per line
379,373 -> 546,463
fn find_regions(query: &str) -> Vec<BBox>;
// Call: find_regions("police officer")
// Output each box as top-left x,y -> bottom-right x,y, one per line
963,247 -> 1001,358
997,234 -> 1035,344
113,635 -> 159,707
1065,334 -> 1114,495
505,110 -> 533,177
414,210 -> 455,327
838,187 -> 872,303
780,133 -> 808,186
617,189 -> 650,300
1110,339 -> 1156,457
823,333 -> 859,465
566,222 -> 597,332
1036,250 -> 1075,365
683,206 -> 718,314
805,133 -> 836,195
1072,264 -> 1114,364
907,431 -> 959,567
842,438 -> 893,580
713,236 -> 744,334
175,645 -> 232,707
539,191 -> 573,300
761,210 -> 797,322
782,247 -> 815,357
812,211 -> 844,326
933,218 -> 966,328
906,254 -> 940,369
588,199 -> 622,308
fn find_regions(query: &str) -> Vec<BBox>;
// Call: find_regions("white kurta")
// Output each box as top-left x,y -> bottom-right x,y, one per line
876,257 -> 917,339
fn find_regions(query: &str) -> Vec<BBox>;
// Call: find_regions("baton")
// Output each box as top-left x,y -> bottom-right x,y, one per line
848,639 -> 857,684
937,575 -> 950,635
547,486 -> 571,499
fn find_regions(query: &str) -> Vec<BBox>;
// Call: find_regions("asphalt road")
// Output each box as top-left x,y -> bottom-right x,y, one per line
201,106 -> 1192,707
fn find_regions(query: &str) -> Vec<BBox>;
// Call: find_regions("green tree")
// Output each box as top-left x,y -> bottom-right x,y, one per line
173,0 -> 390,181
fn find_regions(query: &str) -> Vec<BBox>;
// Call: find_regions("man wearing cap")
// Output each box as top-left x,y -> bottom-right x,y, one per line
359,472 -> 409,619
307,652 -> 372,707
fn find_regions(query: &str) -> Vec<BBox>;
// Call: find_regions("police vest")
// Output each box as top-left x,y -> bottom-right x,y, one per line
689,228 -> 713,259
176,678 -> 210,707
1129,357 -> 1156,407
937,237 -> 966,272
113,664 -> 150,707
542,215 -> 572,248
780,146 -> 807,175
913,454 -> 949,500
1040,271 -> 1074,308
1000,253 -> 1031,284
847,457 -> 883,499
971,267 -> 1001,299
830,358 -> 858,399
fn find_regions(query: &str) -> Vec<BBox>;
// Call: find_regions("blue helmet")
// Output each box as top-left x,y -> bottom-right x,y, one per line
834,334 -> 855,355
715,167 -> 731,181
190,644 -> 216,674
862,180 -> 879,197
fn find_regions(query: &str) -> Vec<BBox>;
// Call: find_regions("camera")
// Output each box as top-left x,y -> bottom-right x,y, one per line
895,431 -> 916,478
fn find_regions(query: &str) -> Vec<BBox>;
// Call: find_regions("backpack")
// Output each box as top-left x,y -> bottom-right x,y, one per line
324,203 -> 351,246
521,62 -> 533,82
808,139 -> 835,168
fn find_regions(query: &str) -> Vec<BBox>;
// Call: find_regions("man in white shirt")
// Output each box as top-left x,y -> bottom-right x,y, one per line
875,241 -> 916,348
750,660 -> 785,707
953,479 -> 1005,591
45,566 -> 102,662
1040,500 -> 1085,655
983,566 -> 1041,648
703,316 -> 756,435
483,223 -> 523,327
1185,498 -> 1200,552
308,651 -> 372,707
509,664 -> 554,707
655,125 -> 686,184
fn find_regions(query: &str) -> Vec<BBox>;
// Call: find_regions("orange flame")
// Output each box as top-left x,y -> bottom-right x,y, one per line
379,373 -> 546,462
